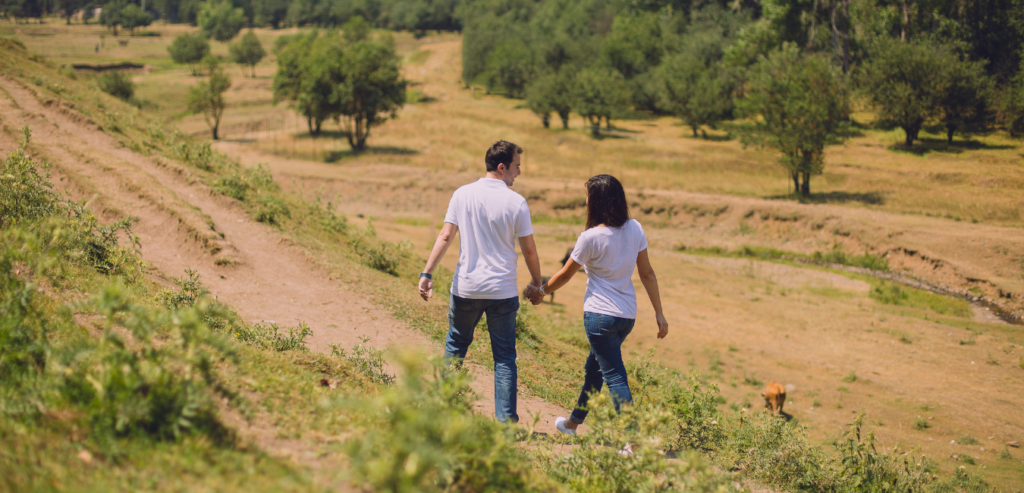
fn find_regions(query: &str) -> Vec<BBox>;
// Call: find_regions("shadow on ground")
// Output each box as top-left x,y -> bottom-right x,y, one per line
888,138 -> 1016,156
325,146 -> 420,162
765,191 -> 886,205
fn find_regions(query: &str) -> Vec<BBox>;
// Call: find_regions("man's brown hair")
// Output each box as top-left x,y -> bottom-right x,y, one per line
484,140 -> 523,172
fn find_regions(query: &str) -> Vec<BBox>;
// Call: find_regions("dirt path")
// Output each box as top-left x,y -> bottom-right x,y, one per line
0,77 -> 567,444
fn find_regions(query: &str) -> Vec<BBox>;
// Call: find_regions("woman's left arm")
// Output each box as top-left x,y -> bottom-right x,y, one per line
535,258 -> 583,301
636,249 -> 668,339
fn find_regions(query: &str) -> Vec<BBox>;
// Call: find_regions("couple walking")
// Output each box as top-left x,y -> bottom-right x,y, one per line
417,140 -> 669,438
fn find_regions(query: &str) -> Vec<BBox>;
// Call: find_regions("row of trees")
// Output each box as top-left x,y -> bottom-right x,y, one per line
461,0 -> 1024,196
0,0 -> 461,30
271,19 -> 407,149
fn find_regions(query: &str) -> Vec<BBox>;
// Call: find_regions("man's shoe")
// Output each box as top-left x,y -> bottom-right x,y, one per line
555,417 -> 576,436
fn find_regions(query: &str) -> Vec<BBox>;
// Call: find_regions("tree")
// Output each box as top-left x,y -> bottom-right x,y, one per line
272,32 -> 342,136
342,15 -> 370,43
572,66 -> 630,136
936,56 -> 993,143
187,58 -> 231,139
740,44 -> 849,196
859,38 -> 947,146
525,70 -> 573,129
97,71 -> 135,101
119,4 -> 152,36
168,32 -> 211,75
661,53 -> 735,137
100,0 -> 125,35
1000,69 -> 1024,138
335,39 -> 407,151
483,41 -> 536,98
229,30 -> 265,77
56,0 -> 81,25
198,0 -> 246,42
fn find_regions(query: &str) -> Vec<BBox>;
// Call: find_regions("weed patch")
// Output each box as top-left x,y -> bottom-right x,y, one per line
869,281 -> 972,317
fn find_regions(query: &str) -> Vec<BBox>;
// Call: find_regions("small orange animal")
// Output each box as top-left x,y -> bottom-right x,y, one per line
762,381 -> 786,415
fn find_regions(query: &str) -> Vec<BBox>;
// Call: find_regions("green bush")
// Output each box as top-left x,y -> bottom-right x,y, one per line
666,373 -> 726,452
869,281 -> 972,317
913,417 -> 931,430
97,71 -> 135,102
539,391 -> 740,493
330,337 -> 394,385
253,195 -> 291,224
345,355 -> 549,492
724,412 -> 840,491
236,322 -> 311,352
170,139 -> 215,171
0,128 -> 61,229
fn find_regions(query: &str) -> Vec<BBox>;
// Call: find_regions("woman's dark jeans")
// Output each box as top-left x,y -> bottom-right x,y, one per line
569,312 -> 635,424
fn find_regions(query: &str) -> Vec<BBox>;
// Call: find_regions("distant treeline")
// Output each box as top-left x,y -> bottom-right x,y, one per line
461,0 -> 1024,103
0,0 -> 462,31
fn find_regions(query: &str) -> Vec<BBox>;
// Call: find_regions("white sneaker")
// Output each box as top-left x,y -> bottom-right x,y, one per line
618,444 -> 634,456
555,417 -> 576,436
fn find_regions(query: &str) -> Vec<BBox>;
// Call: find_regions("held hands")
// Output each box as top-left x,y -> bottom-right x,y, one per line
524,284 -> 545,305
655,313 -> 669,339
418,276 -> 434,301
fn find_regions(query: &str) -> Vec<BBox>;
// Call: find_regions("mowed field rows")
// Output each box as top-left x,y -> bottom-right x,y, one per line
5,20 -> 1024,489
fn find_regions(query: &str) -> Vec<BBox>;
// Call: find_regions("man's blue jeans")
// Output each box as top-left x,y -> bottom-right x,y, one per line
569,312 -> 635,425
445,294 -> 520,423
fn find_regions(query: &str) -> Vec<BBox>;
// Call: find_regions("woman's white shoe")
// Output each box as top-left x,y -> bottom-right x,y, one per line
555,417 -> 576,436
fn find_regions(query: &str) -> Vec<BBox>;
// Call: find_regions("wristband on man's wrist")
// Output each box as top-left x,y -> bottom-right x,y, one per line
420,272 -> 432,279
538,284 -> 547,296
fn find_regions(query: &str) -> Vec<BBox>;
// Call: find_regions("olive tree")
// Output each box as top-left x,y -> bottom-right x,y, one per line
272,33 -> 342,136
119,4 -> 151,36
198,0 -> 246,42
335,39 -> 407,151
572,66 -> 630,136
169,33 -> 211,75
740,44 -> 849,196
229,30 -> 265,77
187,58 -> 232,139
859,38 -> 946,146
525,70 -> 573,129
936,56 -> 993,144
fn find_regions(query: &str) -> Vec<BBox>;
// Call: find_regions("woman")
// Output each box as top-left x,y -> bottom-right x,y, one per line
529,174 -> 668,440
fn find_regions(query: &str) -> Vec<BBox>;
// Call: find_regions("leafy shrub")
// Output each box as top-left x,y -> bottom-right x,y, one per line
841,371 -> 857,383
869,281 -> 972,317
235,322 -> 311,352
97,71 -> 135,102
538,391 -> 740,493
913,417 -> 931,430
348,220 -> 407,276
724,412 -> 840,491
253,195 -> 291,224
66,286 -> 238,447
212,163 -> 277,201
0,128 -> 61,229
169,140 -> 214,171
330,337 -> 395,386
345,355 -> 548,492
666,373 -> 725,452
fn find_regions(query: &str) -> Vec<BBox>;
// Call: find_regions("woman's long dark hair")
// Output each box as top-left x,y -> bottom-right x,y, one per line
584,174 -> 629,230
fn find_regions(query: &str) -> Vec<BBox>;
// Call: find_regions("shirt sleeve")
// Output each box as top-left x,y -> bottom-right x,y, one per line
443,191 -> 459,226
635,220 -> 648,251
570,232 -> 591,266
513,200 -> 534,237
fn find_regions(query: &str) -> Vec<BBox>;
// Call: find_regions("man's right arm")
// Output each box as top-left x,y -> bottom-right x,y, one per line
419,222 -> 458,301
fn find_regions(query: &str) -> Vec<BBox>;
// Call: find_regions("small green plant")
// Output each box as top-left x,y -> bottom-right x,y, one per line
961,455 -> 976,465
170,139 -> 214,170
837,386 -> 849,393
985,352 -> 999,365
960,335 -> 977,345
1018,357 -> 1024,369
253,195 -> 291,224
330,337 -> 395,386
841,371 -> 858,383
957,434 -> 980,445
742,375 -> 762,387
898,333 -> 913,344
666,372 -> 726,452
235,321 -> 311,351
97,70 -> 135,103
999,447 -> 1013,460
913,417 -> 930,430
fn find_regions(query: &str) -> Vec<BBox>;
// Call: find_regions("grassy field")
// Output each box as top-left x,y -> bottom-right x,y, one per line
3,18 -> 1024,492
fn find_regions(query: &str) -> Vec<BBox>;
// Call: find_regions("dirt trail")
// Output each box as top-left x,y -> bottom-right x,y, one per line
0,76 -> 567,443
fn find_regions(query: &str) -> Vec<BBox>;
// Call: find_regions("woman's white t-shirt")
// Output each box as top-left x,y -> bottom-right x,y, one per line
570,219 -> 648,319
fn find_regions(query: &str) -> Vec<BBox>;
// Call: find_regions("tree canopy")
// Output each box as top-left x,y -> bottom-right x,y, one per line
198,0 -> 246,42
168,32 -> 212,75
229,30 -> 266,77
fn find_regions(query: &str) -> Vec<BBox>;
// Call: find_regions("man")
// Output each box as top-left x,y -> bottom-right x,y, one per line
418,140 -> 543,423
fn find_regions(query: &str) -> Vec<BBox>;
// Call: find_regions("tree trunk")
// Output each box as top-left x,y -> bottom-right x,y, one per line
541,114 -> 550,128
792,171 -> 800,195
900,0 -> 909,41
692,126 -> 698,137
801,172 -> 811,196
212,125 -> 219,140
559,111 -> 570,129
904,127 -> 915,146
306,115 -> 313,134
946,125 -> 955,144
605,116 -> 612,129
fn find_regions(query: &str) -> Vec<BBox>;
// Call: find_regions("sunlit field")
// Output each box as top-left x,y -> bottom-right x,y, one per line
4,18 -> 1024,490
